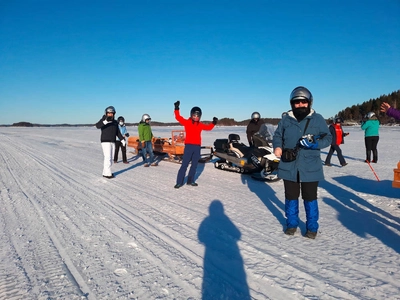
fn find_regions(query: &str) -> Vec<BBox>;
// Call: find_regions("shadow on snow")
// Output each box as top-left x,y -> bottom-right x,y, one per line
198,200 -> 251,300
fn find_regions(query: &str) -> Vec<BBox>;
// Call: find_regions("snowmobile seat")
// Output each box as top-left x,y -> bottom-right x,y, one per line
214,139 -> 229,152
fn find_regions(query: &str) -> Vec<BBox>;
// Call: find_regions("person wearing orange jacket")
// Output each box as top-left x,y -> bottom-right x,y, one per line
173,101 -> 217,188
324,117 -> 349,167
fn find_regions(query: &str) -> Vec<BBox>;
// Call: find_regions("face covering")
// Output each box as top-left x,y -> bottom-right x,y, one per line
119,121 -> 124,126
292,106 -> 310,121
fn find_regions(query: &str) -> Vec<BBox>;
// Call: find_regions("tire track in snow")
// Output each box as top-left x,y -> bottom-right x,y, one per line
1,133 -> 203,298
0,136 -> 94,299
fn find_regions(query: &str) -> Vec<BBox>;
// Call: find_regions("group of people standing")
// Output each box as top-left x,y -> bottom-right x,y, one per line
96,102 -> 218,186
95,87 -> 400,240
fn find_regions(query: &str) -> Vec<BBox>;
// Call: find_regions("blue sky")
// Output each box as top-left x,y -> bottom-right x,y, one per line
1,0 -> 399,125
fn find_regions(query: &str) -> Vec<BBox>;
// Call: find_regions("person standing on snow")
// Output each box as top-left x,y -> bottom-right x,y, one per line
361,112 -> 380,163
324,117 -> 349,167
173,101 -> 218,188
114,116 -> 130,164
380,102 -> 400,120
273,86 -> 332,239
138,113 -> 157,167
246,112 -> 264,147
96,106 -> 126,179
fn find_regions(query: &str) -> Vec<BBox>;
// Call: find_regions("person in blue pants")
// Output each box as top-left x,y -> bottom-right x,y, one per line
273,87 -> 332,239
173,101 -> 218,188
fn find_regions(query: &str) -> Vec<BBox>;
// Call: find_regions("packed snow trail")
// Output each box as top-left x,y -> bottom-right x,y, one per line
0,126 -> 399,299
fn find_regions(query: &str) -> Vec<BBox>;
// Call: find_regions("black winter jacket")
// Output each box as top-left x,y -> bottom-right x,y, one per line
246,119 -> 264,145
96,115 -> 124,142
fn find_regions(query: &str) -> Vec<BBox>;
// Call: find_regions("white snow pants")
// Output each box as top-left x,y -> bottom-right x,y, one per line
101,142 -> 115,176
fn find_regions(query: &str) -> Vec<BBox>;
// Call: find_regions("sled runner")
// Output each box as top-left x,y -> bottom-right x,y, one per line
212,124 -> 280,182
127,129 -> 213,163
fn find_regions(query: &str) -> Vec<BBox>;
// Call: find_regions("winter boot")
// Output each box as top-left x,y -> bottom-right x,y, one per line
304,200 -> 319,234
285,199 -> 299,233
304,230 -> 317,239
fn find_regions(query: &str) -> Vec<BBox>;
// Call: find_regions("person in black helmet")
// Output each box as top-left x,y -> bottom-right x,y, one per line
173,100 -> 218,188
324,117 -> 349,167
273,87 -> 331,239
96,106 -> 126,178
114,116 -> 129,164
246,111 -> 264,147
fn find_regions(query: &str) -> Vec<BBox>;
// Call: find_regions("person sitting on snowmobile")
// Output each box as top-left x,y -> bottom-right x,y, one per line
246,112 -> 264,147
173,101 -> 218,188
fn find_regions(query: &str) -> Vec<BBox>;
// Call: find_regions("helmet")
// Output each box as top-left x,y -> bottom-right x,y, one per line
190,106 -> 202,118
289,86 -> 313,107
335,116 -> 343,123
366,112 -> 375,119
117,116 -> 125,123
105,106 -> 116,114
251,112 -> 260,119
141,114 -> 151,122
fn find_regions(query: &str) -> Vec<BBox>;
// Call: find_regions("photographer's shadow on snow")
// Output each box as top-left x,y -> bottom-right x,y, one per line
321,180 -> 400,254
198,200 -> 251,300
241,174 -> 287,230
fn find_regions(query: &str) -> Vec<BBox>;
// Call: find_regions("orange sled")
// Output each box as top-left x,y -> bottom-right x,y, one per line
127,129 -> 213,163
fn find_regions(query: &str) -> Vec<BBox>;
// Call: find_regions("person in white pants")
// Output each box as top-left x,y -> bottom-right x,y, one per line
95,106 -> 126,178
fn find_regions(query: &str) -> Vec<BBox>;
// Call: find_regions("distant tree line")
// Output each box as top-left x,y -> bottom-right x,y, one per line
335,90 -> 400,124
4,90 -> 399,127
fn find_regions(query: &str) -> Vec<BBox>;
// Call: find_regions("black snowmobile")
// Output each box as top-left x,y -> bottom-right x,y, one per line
212,123 -> 280,181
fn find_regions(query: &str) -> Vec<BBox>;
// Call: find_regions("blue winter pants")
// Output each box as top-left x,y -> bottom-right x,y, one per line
283,180 -> 319,232
176,144 -> 201,185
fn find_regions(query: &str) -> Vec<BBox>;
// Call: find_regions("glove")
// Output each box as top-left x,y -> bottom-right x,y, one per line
106,116 -> 114,121
299,137 -> 318,149
103,119 -> 112,125
125,133 -> 130,137
121,139 -> 126,147
174,101 -> 180,110
212,117 -> 218,125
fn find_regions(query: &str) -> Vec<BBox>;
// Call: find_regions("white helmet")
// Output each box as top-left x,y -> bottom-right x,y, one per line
141,114 -> 151,122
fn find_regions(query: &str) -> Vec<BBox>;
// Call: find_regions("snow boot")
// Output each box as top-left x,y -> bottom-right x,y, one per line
285,199 -> 299,231
285,227 -> 297,235
304,230 -> 317,239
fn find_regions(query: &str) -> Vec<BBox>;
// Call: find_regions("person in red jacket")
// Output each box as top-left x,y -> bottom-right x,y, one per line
174,101 -> 218,188
324,117 -> 349,167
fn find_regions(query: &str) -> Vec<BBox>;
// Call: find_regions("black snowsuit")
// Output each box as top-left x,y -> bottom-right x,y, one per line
246,119 -> 264,147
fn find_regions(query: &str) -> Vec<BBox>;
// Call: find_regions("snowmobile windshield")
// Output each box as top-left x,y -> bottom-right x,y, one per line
252,123 -> 275,147
257,123 -> 275,141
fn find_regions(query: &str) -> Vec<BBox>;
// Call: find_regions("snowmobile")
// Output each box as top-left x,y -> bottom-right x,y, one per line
212,123 -> 280,181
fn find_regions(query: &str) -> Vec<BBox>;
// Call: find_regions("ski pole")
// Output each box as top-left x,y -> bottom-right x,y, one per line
366,160 -> 380,181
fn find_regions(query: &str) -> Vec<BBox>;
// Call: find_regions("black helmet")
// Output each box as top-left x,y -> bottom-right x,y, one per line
251,112 -> 260,119
290,86 -> 313,107
105,106 -> 116,114
190,106 -> 202,118
117,116 -> 125,123
335,116 -> 343,123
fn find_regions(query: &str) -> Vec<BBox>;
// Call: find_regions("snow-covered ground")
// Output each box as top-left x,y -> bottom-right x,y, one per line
0,125 -> 399,300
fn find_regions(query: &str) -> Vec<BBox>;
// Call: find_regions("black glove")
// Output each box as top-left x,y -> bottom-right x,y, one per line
174,101 -> 180,110
125,133 -> 130,137
212,117 -> 218,125
106,116 -> 113,121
